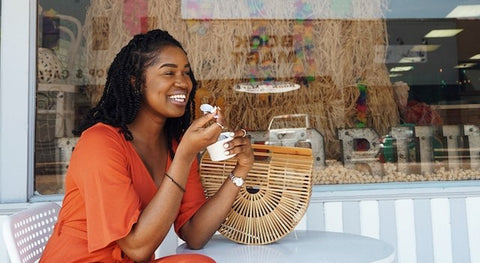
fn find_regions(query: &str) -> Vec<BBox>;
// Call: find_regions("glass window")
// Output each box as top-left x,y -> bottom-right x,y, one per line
35,0 -> 90,194
34,0 -> 480,195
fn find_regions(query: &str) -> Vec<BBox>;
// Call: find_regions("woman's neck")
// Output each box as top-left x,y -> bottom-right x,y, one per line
128,109 -> 167,144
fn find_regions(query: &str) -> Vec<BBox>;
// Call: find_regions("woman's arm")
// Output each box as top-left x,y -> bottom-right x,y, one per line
116,112 -> 224,262
179,129 -> 254,249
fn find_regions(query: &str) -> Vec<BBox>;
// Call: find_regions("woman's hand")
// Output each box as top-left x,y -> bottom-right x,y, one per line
223,129 -> 254,174
177,108 -> 225,156
177,107 -> 254,174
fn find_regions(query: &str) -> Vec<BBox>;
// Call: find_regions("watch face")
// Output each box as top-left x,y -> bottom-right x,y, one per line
233,177 -> 244,186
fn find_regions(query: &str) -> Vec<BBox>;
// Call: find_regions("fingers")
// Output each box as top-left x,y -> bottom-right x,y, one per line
224,133 -> 254,170
241,129 -> 247,138
229,128 -> 248,139
212,108 -> 228,132
213,107 -> 226,126
192,107 -> 226,131
214,122 -> 225,130
222,130 -> 252,156
193,111 -> 217,128
180,108 -> 232,155
207,110 -> 227,132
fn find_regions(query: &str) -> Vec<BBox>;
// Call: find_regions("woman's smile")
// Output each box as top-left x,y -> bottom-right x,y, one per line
168,93 -> 188,104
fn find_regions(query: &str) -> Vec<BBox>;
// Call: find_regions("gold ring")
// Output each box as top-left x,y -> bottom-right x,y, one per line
215,122 -> 225,129
241,129 -> 247,138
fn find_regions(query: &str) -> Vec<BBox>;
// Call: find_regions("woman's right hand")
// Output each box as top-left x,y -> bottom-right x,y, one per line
177,108 -> 226,156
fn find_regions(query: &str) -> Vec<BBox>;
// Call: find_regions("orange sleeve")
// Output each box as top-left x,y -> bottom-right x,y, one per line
72,125 -> 141,252
174,157 -> 207,235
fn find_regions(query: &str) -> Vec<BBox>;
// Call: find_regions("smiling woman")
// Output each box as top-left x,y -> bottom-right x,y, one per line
38,29 -> 254,263
1,1 -> 480,263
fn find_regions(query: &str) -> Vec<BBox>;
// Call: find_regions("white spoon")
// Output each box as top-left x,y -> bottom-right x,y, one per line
200,103 -> 216,114
200,103 -> 220,120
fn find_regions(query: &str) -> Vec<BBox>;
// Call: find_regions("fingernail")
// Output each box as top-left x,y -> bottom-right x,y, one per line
229,132 -> 235,137
224,150 -> 230,155
223,143 -> 229,148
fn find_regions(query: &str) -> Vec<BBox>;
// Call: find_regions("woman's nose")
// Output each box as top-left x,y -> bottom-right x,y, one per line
174,76 -> 190,88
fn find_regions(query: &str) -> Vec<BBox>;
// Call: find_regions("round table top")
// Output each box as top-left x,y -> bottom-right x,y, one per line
176,230 -> 395,263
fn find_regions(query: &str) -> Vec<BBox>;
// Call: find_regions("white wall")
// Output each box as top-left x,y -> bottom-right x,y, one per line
307,183 -> 480,263
0,0 -> 33,203
0,2 -> 34,260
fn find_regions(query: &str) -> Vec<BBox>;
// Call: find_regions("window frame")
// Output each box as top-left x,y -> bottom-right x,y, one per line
0,0 -> 30,203
0,0 -> 62,203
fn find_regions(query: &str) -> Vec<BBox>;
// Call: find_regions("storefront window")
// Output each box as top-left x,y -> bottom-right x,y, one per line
34,0 -> 480,195
35,0 -> 90,194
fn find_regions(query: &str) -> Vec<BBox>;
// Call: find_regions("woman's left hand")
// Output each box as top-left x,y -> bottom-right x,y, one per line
224,129 -> 254,171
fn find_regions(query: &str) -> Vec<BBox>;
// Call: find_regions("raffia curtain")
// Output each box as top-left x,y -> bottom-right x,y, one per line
83,0 -> 399,159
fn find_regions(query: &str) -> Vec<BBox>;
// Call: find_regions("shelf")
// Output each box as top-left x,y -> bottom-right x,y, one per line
37,83 -> 78,93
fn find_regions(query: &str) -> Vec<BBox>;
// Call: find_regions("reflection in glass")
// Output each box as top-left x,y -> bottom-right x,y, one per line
34,0 -> 480,195
35,1 -> 90,194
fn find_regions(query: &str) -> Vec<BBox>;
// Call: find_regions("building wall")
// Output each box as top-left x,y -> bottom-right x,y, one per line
1,1 -> 480,263
2,185 -> 480,262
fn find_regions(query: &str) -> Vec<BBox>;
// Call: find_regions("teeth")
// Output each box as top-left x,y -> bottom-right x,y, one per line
169,94 -> 186,102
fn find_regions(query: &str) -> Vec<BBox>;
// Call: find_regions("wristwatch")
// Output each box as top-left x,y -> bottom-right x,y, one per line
229,173 -> 245,187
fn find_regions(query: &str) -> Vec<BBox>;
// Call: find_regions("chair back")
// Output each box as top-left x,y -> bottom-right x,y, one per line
2,202 -> 60,263
200,144 -> 313,244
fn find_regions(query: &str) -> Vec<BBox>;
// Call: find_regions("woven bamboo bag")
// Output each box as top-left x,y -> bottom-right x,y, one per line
200,144 -> 314,245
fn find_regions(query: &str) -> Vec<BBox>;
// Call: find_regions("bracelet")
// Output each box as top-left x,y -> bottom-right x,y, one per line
164,173 -> 185,192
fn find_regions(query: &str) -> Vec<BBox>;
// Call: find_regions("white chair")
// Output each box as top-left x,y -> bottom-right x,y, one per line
2,203 -> 60,263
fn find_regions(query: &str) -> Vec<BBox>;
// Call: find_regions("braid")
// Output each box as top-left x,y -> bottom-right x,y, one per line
74,29 -> 197,157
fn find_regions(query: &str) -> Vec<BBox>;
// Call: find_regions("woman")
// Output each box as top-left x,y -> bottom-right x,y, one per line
40,29 -> 254,262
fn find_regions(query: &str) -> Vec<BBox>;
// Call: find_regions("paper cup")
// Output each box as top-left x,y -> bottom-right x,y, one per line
207,132 -> 236,161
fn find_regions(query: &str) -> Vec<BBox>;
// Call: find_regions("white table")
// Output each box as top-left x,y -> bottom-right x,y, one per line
176,230 -> 395,263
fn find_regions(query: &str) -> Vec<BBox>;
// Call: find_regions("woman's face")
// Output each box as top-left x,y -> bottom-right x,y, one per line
141,45 -> 193,119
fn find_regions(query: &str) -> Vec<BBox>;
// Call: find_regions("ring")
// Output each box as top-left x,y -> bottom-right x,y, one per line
241,128 -> 247,138
215,122 -> 225,129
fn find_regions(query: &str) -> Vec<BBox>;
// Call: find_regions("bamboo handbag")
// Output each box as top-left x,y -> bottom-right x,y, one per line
200,144 -> 314,244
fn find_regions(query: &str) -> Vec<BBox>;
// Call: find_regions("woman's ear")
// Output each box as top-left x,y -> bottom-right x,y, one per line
130,76 -> 144,97
130,76 -> 136,87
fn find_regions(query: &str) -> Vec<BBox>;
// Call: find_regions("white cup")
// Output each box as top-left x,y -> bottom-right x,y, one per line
206,132 -> 236,161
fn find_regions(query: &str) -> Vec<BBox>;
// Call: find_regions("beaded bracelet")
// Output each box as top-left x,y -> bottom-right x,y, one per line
164,173 -> 185,192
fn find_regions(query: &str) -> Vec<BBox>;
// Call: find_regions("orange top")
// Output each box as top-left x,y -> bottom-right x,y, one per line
40,123 -> 208,262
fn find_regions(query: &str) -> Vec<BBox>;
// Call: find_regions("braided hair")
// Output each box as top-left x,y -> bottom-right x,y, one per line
73,29 -> 197,158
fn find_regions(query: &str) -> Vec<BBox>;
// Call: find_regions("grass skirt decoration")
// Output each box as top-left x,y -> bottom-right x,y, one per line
83,0 -> 398,160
